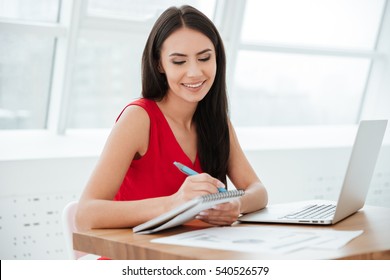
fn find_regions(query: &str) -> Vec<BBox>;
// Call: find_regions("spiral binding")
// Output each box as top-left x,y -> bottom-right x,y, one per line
201,189 -> 244,202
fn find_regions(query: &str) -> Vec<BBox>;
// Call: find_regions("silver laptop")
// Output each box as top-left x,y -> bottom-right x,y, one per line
239,120 -> 387,225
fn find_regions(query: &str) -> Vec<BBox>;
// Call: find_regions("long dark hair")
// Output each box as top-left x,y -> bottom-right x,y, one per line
141,5 -> 229,184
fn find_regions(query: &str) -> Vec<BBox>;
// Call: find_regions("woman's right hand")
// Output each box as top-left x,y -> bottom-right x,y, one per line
170,173 -> 224,208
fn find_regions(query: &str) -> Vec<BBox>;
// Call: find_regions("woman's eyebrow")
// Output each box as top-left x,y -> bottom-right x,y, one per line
169,48 -> 213,57
196,48 -> 212,55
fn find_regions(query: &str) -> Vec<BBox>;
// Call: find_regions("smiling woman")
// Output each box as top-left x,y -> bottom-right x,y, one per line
158,28 -> 217,103
75,5 -> 268,232
1,0 -> 389,262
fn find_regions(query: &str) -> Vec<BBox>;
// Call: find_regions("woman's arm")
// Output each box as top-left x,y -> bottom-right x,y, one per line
76,105 -> 170,230
76,105 -> 222,230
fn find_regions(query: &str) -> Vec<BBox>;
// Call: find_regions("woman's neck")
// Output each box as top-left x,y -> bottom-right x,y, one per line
157,95 -> 198,131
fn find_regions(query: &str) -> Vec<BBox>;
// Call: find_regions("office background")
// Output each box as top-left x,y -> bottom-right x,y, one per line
0,0 -> 389,259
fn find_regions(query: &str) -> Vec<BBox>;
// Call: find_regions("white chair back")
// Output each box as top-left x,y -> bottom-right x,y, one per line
61,201 -> 88,260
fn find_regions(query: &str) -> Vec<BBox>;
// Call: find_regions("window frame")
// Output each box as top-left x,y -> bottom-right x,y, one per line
217,0 -> 388,125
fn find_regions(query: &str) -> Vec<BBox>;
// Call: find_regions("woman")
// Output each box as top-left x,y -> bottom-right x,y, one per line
76,5 -> 267,230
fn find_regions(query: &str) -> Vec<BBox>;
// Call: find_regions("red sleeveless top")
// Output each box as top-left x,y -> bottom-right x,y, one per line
114,98 -> 203,201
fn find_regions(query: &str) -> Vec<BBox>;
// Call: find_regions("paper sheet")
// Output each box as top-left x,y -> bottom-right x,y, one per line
152,226 -> 363,254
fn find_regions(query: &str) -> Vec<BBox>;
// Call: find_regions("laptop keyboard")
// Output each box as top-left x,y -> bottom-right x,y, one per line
281,204 -> 336,220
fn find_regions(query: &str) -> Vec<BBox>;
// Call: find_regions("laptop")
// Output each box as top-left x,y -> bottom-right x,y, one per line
239,120 -> 388,225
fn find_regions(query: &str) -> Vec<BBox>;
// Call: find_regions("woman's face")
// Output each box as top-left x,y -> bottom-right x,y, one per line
159,27 -> 217,103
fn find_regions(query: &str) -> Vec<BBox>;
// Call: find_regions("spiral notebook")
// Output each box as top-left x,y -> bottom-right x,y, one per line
133,190 -> 244,234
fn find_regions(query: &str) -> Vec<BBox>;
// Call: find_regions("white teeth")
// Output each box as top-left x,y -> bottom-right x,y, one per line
183,81 -> 203,88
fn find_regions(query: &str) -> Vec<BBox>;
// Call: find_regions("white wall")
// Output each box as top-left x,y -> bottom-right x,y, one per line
0,157 -> 96,259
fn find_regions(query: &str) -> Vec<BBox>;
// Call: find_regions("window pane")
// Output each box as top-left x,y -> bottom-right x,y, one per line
0,33 -> 54,129
231,51 -> 370,126
88,0 -> 216,21
0,0 -> 60,23
241,0 -> 384,50
67,35 -> 144,128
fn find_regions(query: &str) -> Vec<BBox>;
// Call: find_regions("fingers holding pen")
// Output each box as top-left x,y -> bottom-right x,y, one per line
174,173 -> 223,204
184,173 -> 224,194
173,161 -> 226,195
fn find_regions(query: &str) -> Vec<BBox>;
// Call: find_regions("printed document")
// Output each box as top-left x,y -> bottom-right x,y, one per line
152,226 -> 363,254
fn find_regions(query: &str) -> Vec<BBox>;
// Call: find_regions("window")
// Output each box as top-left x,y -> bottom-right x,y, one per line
233,52 -> 370,126
0,0 -> 216,130
0,0 -> 60,23
230,0 -> 385,126
240,0 -> 383,50
0,0 -> 388,131
0,33 -> 55,129
0,0 -> 60,129
67,35 -> 142,128
87,0 -> 215,21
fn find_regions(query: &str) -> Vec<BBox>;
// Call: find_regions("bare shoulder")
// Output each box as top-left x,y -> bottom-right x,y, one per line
107,104 -> 151,156
114,105 -> 150,137
117,104 -> 150,127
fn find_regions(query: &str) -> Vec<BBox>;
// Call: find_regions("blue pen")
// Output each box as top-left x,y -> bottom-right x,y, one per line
173,161 -> 227,192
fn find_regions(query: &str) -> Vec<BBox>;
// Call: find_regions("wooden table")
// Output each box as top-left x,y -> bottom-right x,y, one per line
73,205 -> 390,259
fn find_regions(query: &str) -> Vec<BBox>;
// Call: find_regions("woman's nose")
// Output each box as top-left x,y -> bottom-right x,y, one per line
186,61 -> 202,77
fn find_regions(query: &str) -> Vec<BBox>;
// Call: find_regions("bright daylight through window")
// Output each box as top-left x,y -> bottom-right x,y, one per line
231,0 -> 385,126
0,0 -> 387,130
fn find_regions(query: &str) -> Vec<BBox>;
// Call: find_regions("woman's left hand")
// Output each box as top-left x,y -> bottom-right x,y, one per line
195,199 -> 241,226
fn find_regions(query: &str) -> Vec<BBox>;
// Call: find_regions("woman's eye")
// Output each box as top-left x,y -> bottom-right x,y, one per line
172,61 -> 185,65
199,56 -> 211,62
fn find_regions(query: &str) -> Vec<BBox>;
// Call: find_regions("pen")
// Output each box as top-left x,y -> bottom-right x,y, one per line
173,161 -> 227,192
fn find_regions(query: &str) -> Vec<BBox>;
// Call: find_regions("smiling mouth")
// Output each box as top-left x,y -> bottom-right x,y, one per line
182,81 -> 205,88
